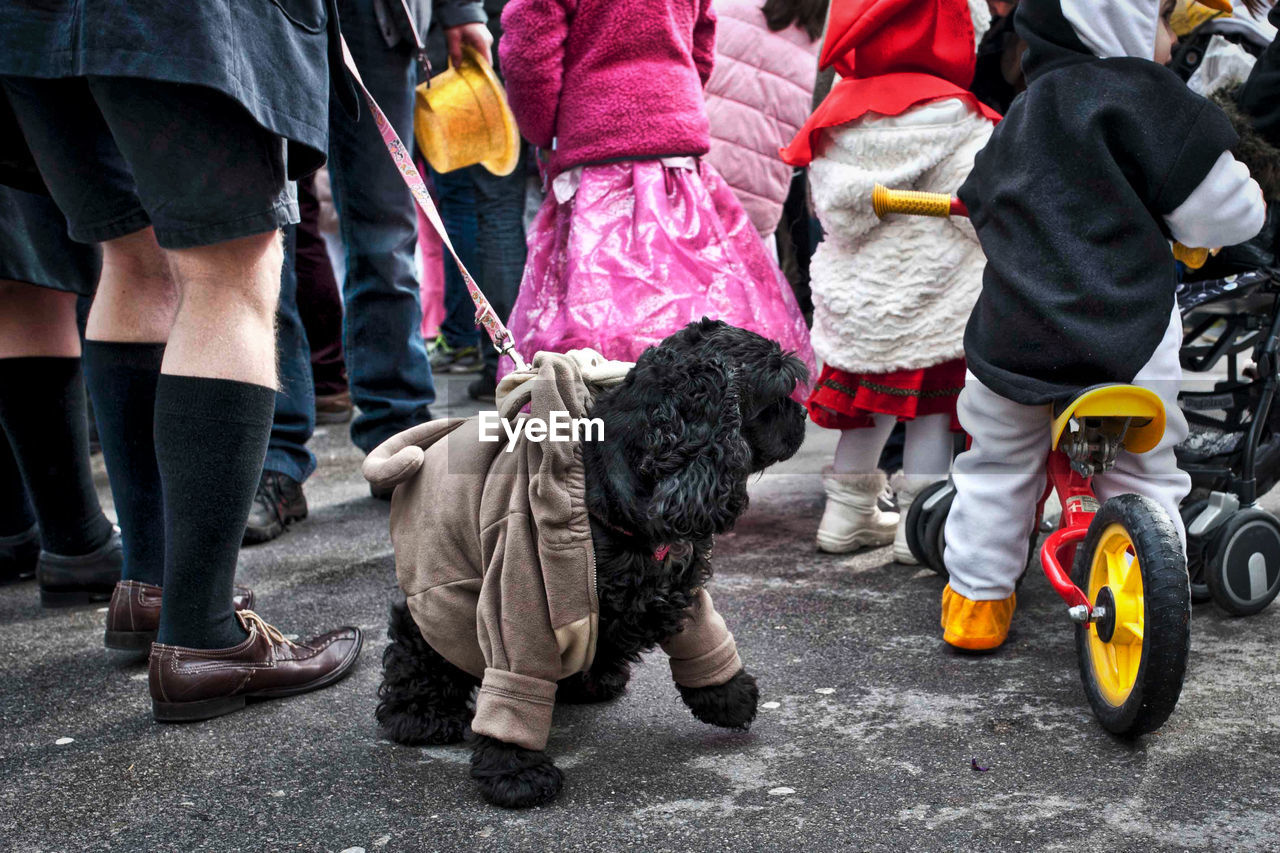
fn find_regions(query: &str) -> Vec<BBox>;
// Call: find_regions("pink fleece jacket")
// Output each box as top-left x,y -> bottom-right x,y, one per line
704,0 -> 820,236
499,0 -> 717,177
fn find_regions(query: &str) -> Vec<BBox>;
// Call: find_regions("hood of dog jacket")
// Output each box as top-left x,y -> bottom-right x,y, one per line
364,350 -> 743,752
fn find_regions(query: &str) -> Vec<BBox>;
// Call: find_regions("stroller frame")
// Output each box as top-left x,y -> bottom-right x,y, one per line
1178,265 -> 1280,615
1180,268 -> 1280,506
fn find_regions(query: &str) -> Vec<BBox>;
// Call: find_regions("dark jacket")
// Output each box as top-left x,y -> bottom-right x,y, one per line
374,0 -> 487,55
958,0 -> 1240,405
0,0 -> 484,192
1239,6 -> 1280,149
0,0 -> 352,187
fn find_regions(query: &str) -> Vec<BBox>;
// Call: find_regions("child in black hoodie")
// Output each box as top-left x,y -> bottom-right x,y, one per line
941,0 -> 1267,651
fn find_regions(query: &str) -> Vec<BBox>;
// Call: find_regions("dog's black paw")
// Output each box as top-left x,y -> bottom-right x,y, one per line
677,669 -> 759,730
556,665 -> 630,704
469,734 -> 564,808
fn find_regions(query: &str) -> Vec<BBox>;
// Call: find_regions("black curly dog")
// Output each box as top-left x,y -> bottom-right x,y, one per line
376,319 -> 808,808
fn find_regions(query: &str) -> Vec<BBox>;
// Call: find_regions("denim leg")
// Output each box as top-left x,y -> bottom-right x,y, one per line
296,173 -> 347,397
470,148 -> 529,372
329,0 -> 434,454
264,222 -> 318,483
430,165 -> 481,350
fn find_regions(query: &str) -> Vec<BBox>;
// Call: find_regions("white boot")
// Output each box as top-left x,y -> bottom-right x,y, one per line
890,473 -> 943,565
817,468 -> 899,554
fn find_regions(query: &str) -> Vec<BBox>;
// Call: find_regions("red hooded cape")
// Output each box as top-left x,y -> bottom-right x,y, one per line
781,0 -> 1001,166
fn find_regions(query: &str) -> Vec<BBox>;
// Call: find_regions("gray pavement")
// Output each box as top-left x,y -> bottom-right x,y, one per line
4,375 -> 1280,852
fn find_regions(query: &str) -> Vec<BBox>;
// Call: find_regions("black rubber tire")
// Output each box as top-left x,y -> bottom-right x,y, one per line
906,480 -> 951,572
1179,499 -> 1213,604
1204,508 -> 1280,617
1071,494 -> 1191,736
921,487 -> 954,577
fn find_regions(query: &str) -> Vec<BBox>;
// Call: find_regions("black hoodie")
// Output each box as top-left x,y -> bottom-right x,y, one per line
1239,6 -> 1280,148
957,0 -> 1238,406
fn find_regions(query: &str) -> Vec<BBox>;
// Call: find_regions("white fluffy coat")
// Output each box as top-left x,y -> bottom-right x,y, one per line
808,98 -> 994,374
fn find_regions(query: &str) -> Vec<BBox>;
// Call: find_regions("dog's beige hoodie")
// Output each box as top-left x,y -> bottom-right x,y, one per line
363,351 -> 743,751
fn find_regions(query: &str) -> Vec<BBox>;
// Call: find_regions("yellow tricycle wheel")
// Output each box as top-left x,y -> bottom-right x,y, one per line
1071,494 -> 1191,735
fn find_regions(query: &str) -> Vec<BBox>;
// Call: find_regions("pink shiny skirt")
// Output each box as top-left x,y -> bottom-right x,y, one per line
505,159 -> 816,385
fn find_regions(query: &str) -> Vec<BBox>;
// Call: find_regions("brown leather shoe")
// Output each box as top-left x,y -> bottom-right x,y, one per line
149,610 -> 362,722
314,390 -> 353,425
105,580 -> 254,651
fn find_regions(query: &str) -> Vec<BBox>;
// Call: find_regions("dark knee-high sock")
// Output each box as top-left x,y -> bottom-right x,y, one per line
82,341 -> 167,585
0,431 -> 37,537
154,375 -> 275,649
0,358 -> 113,555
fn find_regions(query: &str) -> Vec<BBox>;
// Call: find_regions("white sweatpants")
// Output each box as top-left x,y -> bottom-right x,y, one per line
944,307 -> 1191,600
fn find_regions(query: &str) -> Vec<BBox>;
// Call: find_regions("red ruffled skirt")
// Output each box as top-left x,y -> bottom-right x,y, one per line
806,359 -> 966,431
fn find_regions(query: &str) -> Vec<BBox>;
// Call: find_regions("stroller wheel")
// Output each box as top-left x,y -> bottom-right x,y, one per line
921,485 -> 955,577
1205,508 -> 1280,616
1179,499 -> 1213,604
906,480 -> 952,574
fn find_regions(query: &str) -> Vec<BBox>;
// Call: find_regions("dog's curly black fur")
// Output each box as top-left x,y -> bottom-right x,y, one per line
375,599 -> 477,746
468,733 -> 564,808
377,319 -> 808,808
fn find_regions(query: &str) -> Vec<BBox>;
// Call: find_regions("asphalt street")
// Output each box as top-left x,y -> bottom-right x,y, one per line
3,374 -> 1280,852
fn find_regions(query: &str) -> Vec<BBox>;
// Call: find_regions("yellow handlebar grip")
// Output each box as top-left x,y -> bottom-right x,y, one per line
1171,242 -> 1210,270
872,184 -> 954,219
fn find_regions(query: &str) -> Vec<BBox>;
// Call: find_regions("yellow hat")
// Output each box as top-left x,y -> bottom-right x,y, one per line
1172,0 -> 1234,37
414,45 -> 520,177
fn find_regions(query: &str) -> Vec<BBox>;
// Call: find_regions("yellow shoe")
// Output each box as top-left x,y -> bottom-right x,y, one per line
941,585 -> 1016,652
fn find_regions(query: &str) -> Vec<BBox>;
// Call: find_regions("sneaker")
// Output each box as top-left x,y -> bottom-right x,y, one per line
315,389 -> 354,425
468,366 -> 497,402
428,335 -> 457,369
446,345 -> 483,374
243,471 -> 308,545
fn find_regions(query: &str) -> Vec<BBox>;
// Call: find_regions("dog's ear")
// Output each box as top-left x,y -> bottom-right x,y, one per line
635,349 -> 754,542
755,348 -> 810,409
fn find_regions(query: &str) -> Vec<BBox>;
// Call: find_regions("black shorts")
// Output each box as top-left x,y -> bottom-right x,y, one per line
0,184 -> 100,295
1,75 -> 298,250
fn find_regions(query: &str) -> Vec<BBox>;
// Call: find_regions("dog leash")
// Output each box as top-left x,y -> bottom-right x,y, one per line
339,36 -> 529,372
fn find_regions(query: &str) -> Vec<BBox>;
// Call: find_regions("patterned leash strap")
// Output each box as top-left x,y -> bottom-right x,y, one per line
339,37 -> 529,372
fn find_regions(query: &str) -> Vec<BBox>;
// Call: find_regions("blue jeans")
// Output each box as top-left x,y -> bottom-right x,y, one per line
437,148 -> 529,371
471,149 -> 529,371
431,165 -> 480,350
265,222 -> 318,483
328,0 -> 435,454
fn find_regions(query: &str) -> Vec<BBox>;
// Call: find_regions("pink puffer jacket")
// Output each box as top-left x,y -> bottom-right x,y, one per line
704,0 -> 821,237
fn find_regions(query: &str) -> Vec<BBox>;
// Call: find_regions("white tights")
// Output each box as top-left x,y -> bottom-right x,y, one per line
832,413 -> 954,478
